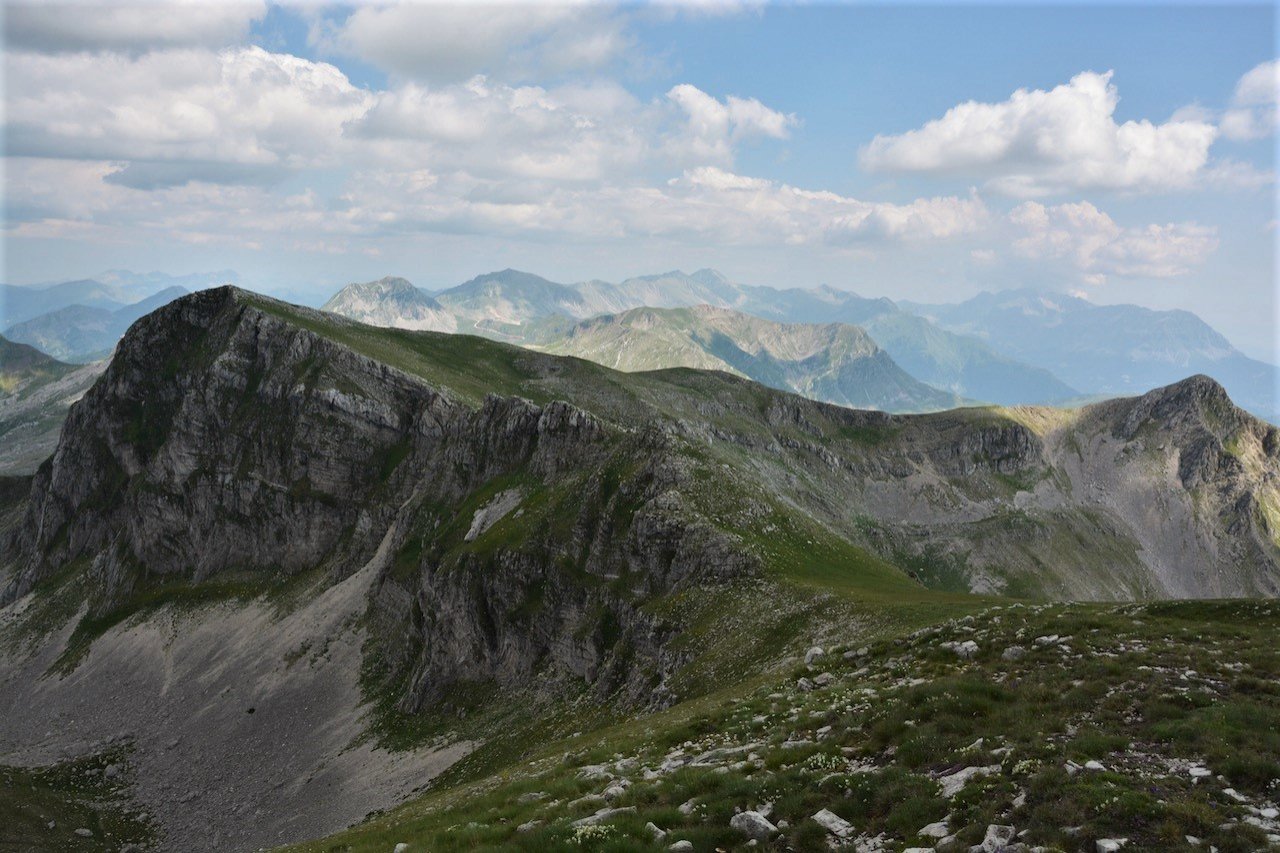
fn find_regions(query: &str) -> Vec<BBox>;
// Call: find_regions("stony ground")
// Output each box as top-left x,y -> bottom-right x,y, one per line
0,561 -> 471,852
292,600 -> 1280,853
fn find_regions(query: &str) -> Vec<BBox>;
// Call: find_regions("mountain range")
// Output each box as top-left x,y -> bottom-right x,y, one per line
540,304 -> 964,412
904,288 -> 1278,423
324,268 -> 1278,422
0,286 -> 1277,851
2,285 -> 189,362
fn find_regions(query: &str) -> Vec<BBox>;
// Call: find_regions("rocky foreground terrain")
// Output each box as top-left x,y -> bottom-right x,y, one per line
0,287 -> 1278,851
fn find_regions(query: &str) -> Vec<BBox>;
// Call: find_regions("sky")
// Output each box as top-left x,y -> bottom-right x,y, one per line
2,1 -> 1277,359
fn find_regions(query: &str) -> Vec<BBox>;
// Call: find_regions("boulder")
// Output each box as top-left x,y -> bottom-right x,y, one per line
982,824 -> 1016,852
812,808 -> 855,839
730,810 -> 778,841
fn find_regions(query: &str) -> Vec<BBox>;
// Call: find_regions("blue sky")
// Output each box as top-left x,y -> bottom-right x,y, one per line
2,1 -> 1276,358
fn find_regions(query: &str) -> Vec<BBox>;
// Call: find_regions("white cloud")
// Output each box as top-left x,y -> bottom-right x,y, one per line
861,71 -> 1219,196
1221,59 -> 1279,141
322,2 -> 629,82
327,163 -> 988,248
665,84 -> 796,165
4,0 -> 266,52
1009,200 -> 1218,280
351,77 -> 651,183
4,47 -> 372,186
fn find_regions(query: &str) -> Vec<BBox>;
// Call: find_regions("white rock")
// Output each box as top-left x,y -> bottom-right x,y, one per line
516,821 -> 541,833
937,764 -> 1000,798
74,829 -> 92,838
1085,760 -> 1106,772
982,824 -> 1015,852
812,808 -> 855,839
645,821 -> 667,840
571,806 -> 636,827
1096,839 -> 1128,853
918,819 -> 950,838
730,810 -> 778,840
678,798 -> 697,815
805,646 -> 825,665
668,842 -> 694,852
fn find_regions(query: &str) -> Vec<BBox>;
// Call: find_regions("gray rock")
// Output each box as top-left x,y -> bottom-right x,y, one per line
669,842 -> 694,852
805,646 -> 825,665
982,824 -> 1015,852
1001,646 -> 1026,661
645,821 -> 667,840
1096,840 -> 1128,853
811,808 -> 854,839
571,807 -> 636,827
730,810 -> 778,840
74,829 -> 93,838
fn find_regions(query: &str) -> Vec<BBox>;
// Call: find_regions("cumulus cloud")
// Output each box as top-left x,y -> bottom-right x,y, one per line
1009,201 -> 1218,280
321,2 -> 629,82
4,47 -> 372,185
325,163 -> 988,247
4,0 -> 266,52
350,77 -> 652,183
665,84 -> 796,165
0,37 -> 1220,287
860,71 -> 1219,196
1221,59 -> 1279,141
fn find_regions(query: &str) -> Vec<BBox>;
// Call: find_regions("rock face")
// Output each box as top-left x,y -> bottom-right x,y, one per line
3,287 -> 1279,724
1,288 -> 758,714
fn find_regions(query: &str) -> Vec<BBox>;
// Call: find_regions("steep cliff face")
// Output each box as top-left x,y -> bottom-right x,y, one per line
5,289 -> 1280,720
0,288 -> 761,716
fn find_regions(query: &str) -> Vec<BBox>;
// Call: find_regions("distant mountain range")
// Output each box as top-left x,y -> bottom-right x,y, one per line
321,276 -> 456,333
327,268 -> 1081,408
327,268 -> 1278,420
540,304 -> 964,412
902,289 -> 1278,422
2,286 -> 189,362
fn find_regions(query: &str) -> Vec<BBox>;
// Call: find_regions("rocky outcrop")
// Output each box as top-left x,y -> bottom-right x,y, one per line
1,287 -> 759,713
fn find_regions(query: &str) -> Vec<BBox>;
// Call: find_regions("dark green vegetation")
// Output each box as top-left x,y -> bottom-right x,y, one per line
292,601 -> 1280,853
0,748 -> 155,852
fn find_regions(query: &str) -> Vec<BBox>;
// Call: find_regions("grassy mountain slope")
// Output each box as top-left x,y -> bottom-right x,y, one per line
2,288 -> 1277,851
539,305 -> 964,412
292,598 -> 1280,853
0,336 -> 105,475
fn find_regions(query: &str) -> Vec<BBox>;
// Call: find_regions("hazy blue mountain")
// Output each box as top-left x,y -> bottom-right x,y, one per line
3,286 -> 188,362
325,268 -> 1079,406
2,269 -> 237,327
906,289 -> 1278,421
